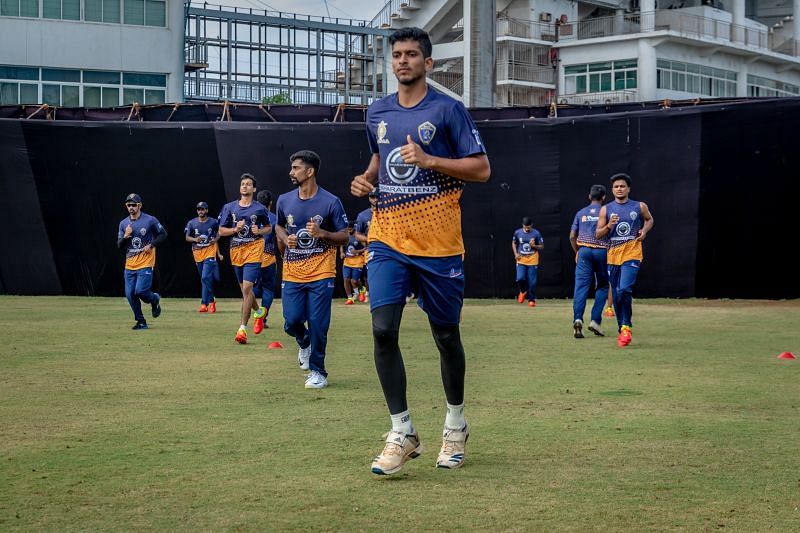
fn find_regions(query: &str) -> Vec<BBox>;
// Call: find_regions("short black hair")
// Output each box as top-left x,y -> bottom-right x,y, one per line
609,172 -> 631,187
589,184 -> 607,201
241,172 -> 257,188
256,189 -> 272,207
522,216 -> 532,226
389,27 -> 433,59
290,150 -> 321,177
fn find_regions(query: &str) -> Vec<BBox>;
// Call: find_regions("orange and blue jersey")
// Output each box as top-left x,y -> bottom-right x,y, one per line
354,207 -> 372,236
365,88 -> 486,257
605,199 -> 644,265
184,216 -> 219,263
218,200 -> 271,267
513,227 -> 543,266
261,211 -> 278,268
343,234 -> 366,268
571,204 -> 609,249
276,187 -> 348,283
117,213 -> 164,270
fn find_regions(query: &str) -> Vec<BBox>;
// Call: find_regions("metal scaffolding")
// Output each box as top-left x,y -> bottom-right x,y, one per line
184,3 -> 392,105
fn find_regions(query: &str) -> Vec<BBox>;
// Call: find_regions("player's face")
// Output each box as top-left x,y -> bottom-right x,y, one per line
240,178 -> 255,197
611,180 -> 630,200
197,207 -> 208,219
126,202 -> 141,216
522,224 -> 532,232
289,160 -> 313,186
391,40 -> 432,86
369,196 -> 378,208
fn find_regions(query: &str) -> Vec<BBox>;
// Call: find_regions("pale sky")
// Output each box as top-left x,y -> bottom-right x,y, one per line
195,0 -> 389,22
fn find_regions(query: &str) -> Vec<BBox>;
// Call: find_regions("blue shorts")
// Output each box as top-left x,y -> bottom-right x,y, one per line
233,262 -> 261,284
368,241 -> 464,326
342,266 -> 363,280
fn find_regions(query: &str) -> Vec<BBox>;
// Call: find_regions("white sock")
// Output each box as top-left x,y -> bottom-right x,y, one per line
239,324 -> 246,330
445,403 -> 465,430
390,410 -> 414,434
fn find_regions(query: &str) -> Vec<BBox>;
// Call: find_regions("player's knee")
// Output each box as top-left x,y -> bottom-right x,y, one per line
431,324 -> 462,351
372,324 -> 399,349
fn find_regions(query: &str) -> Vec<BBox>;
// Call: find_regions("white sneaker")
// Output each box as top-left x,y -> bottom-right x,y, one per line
588,320 -> 605,337
297,345 -> 311,370
304,370 -> 328,389
371,430 -> 423,475
573,319 -> 584,339
436,424 -> 469,469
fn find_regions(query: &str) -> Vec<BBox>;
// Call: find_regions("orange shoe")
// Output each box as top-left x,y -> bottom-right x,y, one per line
253,306 -> 267,334
358,292 -> 366,303
199,304 -> 208,313
604,306 -> 615,317
208,301 -> 216,313
235,327 -> 247,344
617,327 -> 632,347
345,297 -> 354,306
528,301 -> 536,307
517,292 -> 525,304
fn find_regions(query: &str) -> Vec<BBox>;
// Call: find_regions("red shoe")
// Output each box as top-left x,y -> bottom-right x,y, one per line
528,301 -> 536,307
604,306 -> 615,317
358,292 -> 366,303
253,306 -> 267,334
199,304 -> 208,313
617,327 -> 632,347
517,292 -> 525,304
235,327 -> 247,344
345,298 -> 354,306
208,301 -> 216,313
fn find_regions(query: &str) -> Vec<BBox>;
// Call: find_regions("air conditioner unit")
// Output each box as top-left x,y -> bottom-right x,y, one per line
539,12 -> 552,22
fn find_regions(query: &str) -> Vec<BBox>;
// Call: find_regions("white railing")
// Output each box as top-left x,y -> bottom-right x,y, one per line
184,43 -> 208,66
184,78 -> 380,105
558,90 -> 638,105
369,0 -> 405,28
497,61 -> 555,84
497,16 -> 558,42
556,11 -> 790,55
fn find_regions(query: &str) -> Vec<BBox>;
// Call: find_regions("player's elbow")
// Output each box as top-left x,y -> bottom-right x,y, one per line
475,158 -> 491,182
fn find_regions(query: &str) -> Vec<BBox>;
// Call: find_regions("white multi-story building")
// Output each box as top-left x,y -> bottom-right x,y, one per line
371,0 -> 800,106
0,0 -> 184,107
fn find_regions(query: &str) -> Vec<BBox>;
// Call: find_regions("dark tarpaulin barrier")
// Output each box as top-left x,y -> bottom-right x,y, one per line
0,97 -> 797,299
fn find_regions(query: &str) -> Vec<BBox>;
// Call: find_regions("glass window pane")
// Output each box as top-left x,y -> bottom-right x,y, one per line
84,70 -> 120,84
103,0 -> 119,22
614,59 -> 637,69
0,66 -> 39,80
145,88 -> 165,104
42,84 -> 61,105
657,59 -> 669,69
62,85 -> 79,106
43,68 -> 81,82
588,62 -> 612,72
144,0 -> 164,26
123,87 -> 144,104
85,0 -> 102,21
1,0 -> 20,17
102,87 -> 119,106
564,76 -> 576,94
564,65 -> 587,75
124,0 -> 144,25
615,77 -> 625,91
589,73 -> 600,92
123,72 -> 166,87
20,83 -> 37,103
0,83 -> 19,105
21,0 -> 38,16
43,0 -> 60,18
63,0 -> 79,19
84,86 -> 101,107
576,76 -> 586,93
600,72 -> 612,91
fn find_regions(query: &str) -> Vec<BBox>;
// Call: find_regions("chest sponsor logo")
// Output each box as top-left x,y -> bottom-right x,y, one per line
417,121 -> 436,145
377,120 -> 389,144
384,146 -> 438,194
131,237 -> 143,249
616,221 -> 632,237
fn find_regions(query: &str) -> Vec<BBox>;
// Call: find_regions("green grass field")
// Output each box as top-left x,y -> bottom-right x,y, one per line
1,296 -> 799,531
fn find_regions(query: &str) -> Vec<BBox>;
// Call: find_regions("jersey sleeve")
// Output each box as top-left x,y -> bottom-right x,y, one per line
276,199 -> 286,228
365,108 -> 379,154
118,220 -> 126,239
570,213 -> 579,233
210,218 -> 219,237
151,217 -> 165,235
184,220 -> 193,236
329,198 -> 348,232
218,204 -> 232,227
447,101 -> 486,158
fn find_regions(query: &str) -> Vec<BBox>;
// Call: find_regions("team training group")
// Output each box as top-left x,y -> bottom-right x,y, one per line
115,28 -> 653,476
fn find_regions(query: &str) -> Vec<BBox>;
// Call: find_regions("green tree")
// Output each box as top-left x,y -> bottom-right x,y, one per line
262,93 -> 291,105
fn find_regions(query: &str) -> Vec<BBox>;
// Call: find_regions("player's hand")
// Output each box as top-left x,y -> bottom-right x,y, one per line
514,254 -> 521,261
306,219 -> 322,238
400,135 -> 433,168
143,244 -> 153,252
351,174 -> 374,197
609,213 -> 620,227
635,230 -> 648,242
217,252 -> 224,262
235,220 -> 245,231
124,225 -> 133,238
286,234 -> 298,249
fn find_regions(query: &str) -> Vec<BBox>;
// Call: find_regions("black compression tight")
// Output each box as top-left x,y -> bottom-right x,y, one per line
372,304 -> 466,415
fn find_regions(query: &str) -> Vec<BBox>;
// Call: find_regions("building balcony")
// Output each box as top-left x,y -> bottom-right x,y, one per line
558,89 -> 639,105
497,61 -> 555,85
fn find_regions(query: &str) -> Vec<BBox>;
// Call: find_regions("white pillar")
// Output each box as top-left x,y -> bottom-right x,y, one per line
615,8 -> 625,34
794,0 -> 800,44
641,0 -> 655,33
462,0 -> 472,106
737,62 -> 748,97
731,0 -> 745,44
638,38 -> 657,101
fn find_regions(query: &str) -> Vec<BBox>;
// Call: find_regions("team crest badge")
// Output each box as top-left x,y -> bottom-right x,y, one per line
630,212 -> 638,220
312,215 -> 323,225
377,121 -> 389,144
250,214 -> 258,225
287,214 -> 295,227
139,228 -> 146,236
417,121 -> 436,145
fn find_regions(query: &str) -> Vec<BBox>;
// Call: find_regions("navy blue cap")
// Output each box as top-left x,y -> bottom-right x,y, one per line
196,201 -> 209,209
125,193 -> 142,204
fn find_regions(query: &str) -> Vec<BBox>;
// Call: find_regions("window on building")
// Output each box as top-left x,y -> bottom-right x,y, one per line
1,0 -> 37,16
747,74 -> 800,97
657,59 -> 737,97
43,0 -> 81,20
564,60 -> 637,94
123,0 -> 164,26
0,82 -> 37,104
85,0 -> 120,23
